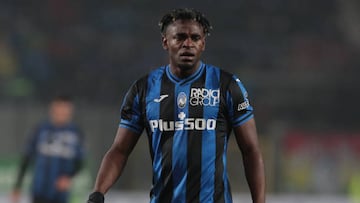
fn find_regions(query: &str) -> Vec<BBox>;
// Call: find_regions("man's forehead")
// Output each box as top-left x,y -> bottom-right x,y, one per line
165,19 -> 204,34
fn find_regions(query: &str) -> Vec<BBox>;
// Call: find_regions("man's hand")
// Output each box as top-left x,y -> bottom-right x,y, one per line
56,176 -> 72,192
87,192 -> 104,203
10,189 -> 20,203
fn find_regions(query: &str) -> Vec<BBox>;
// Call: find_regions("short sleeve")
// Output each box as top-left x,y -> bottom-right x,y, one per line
23,125 -> 41,157
226,75 -> 254,127
119,81 -> 144,134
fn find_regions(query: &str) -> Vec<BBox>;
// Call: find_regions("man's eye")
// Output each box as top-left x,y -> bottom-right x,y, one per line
192,36 -> 201,41
175,35 -> 186,41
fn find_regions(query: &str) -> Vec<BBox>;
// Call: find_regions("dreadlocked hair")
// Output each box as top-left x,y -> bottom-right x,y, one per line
159,8 -> 212,36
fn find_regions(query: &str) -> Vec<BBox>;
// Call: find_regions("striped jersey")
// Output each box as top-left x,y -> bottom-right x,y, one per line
25,121 -> 85,203
119,62 -> 254,203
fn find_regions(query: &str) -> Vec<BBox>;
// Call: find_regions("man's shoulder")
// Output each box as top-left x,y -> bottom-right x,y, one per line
204,63 -> 233,79
135,66 -> 166,84
36,120 -> 51,129
148,65 -> 166,78
29,120 -> 53,138
66,123 -> 83,132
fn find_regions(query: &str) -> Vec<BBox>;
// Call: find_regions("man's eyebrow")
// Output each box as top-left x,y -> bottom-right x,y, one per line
174,32 -> 202,35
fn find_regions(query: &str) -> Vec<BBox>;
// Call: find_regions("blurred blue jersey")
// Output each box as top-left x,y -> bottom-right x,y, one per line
119,62 -> 253,203
25,121 -> 85,203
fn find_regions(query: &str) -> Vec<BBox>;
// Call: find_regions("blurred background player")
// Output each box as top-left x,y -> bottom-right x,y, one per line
87,8 -> 265,203
11,95 -> 85,203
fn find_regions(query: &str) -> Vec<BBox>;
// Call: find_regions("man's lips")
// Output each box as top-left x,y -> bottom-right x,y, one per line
180,52 -> 195,57
180,51 -> 195,56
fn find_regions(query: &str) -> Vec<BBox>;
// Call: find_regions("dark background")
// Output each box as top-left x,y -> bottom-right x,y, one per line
0,0 -> 359,195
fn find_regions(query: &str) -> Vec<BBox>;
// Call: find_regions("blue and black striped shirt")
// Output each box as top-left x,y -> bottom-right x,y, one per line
24,121 -> 85,203
120,62 -> 253,203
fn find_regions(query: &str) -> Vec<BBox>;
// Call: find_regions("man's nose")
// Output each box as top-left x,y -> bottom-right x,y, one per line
183,37 -> 194,47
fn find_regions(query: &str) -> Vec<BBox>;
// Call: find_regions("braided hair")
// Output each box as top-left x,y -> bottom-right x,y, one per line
159,8 -> 212,36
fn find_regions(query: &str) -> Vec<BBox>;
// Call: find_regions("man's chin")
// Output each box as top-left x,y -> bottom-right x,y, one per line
178,61 -> 196,70
178,64 -> 192,70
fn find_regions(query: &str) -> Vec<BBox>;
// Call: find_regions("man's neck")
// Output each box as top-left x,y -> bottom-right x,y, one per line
169,62 -> 201,79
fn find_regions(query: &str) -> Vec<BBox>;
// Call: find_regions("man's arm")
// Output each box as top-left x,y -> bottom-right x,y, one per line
11,126 -> 39,203
13,155 -> 31,191
11,155 -> 32,203
234,118 -> 265,203
92,127 -> 141,194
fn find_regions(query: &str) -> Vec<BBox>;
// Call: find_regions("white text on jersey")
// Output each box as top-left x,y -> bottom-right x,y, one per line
237,100 -> 250,111
149,118 -> 216,132
189,88 -> 220,106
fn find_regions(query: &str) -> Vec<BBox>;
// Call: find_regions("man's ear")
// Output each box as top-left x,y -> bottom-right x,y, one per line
162,34 -> 168,50
202,37 -> 206,51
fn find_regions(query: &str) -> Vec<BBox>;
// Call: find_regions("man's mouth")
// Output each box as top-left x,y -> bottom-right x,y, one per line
180,52 -> 195,58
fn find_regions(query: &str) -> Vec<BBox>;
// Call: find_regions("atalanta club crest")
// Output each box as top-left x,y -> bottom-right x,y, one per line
177,92 -> 187,109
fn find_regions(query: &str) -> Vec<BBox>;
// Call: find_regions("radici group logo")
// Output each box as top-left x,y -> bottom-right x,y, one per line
190,88 -> 220,106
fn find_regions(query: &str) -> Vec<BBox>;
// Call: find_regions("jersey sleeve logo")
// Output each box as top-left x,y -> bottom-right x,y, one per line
154,94 -> 169,102
237,100 -> 250,111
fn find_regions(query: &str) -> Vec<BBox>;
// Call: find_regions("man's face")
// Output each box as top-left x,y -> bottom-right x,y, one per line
49,101 -> 74,126
162,19 -> 206,70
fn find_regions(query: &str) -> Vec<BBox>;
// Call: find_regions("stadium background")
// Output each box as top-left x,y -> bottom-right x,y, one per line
0,0 -> 359,202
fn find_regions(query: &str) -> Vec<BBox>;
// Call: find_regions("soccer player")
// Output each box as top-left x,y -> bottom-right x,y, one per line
11,95 -> 85,203
87,8 -> 265,203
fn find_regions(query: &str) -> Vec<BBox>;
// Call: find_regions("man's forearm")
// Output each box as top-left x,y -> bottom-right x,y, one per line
242,150 -> 265,203
14,155 -> 31,190
93,148 -> 128,194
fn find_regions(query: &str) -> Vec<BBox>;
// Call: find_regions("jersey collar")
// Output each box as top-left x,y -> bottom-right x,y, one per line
166,61 -> 205,85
